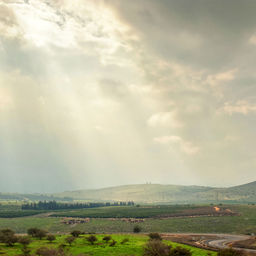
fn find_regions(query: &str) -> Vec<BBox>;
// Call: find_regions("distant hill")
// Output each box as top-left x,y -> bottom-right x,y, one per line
53,181 -> 256,204
1,181 -> 256,204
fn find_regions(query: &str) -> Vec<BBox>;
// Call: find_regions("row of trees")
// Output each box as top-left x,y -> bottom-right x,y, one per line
21,200 -> 135,210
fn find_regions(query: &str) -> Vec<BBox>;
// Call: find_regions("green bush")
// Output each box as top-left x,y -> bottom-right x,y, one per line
148,233 -> 162,240
71,230 -> 81,237
65,236 -> 76,246
86,235 -> 97,245
143,240 -> 172,256
169,246 -> 192,256
102,235 -> 112,243
133,225 -> 142,233
46,234 -> 56,243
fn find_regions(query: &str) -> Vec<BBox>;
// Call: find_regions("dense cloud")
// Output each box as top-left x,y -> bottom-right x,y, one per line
0,0 -> 255,192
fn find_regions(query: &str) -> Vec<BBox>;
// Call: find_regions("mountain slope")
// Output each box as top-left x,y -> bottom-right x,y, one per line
54,184 -> 213,203
53,181 -> 256,203
1,181 -> 255,203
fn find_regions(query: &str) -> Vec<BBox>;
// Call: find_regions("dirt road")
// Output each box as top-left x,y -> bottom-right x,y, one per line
162,233 -> 256,253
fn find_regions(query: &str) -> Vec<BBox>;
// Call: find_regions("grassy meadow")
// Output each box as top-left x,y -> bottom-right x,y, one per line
0,204 -> 255,234
0,234 -> 216,256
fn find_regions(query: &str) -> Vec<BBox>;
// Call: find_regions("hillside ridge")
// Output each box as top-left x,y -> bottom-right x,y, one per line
0,181 -> 255,203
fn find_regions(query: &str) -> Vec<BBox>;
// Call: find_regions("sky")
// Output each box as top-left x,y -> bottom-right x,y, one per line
0,0 -> 256,193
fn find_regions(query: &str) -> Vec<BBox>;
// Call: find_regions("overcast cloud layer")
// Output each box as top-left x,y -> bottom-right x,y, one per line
0,0 -> 256,193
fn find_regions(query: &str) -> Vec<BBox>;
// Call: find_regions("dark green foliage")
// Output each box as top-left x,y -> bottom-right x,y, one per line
27,228 -> 40,237
102,235 -> 112,243
217,248 -> 245,256
121,238 -> 129,244
65,236 -> 76,246
86,235 -> 97,245
148,233 -> 162,241
0,210 -> 44,218
133,225 -> 142,233
46,234 -> 56,243
51,205 -> 201,219
71,230 -> 81,237
169,246 -> 192,256
143,240 -> 172,256
22,200 -> 134,210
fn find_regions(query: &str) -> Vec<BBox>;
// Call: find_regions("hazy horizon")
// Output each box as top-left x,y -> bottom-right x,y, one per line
3,180 -> 256,195
1,0 -> 256,193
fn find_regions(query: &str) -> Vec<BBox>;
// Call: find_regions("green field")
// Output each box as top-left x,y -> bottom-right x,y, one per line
50,205 -> 200,218
0,205 -> 255,234
0,234 -> 215,256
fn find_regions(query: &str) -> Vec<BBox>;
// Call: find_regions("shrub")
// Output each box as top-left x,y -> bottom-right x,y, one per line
217,248 -> 245,256
121,238 -> 129,244
148,233 -> 162,241
86,235 -> 97,245
36,229 -> 47,240
133,225 -> 142,233
36,247 -> 65,256
36,247 -> 88,256
65,236 -> 76,246
27,228 -> 40,237
102,235 -> 112,243
27,228 -> 47,240
71,230 -> 81,237
109,240 -> 117,246
46,234 -> 56,243
143,240 -> 172,256
0,229 -> 18,247
169,246 -> 192,256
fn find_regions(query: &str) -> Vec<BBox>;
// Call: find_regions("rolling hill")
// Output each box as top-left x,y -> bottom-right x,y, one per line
53,181 -> 256,204
1,181 -> 256,204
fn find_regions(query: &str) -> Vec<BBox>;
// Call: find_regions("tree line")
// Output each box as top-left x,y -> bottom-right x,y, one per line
21,200 -> 135,210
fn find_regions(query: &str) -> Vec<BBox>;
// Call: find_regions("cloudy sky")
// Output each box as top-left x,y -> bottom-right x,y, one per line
0,0 -> 256,193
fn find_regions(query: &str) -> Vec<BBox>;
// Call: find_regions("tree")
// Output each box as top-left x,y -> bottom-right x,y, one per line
71,230 -> 81,237
86,235 -> 97,245
133,225 -> 142,233
102,235 -> 112,243
35,229 -> 47,240
46,234 -> 56,243
0,229 -> 18,247
148,233 -> 162,241
27,228 -> 40,237
143,240 -> 172,256
19,236 -> 31,256
65,236 -> 75,246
